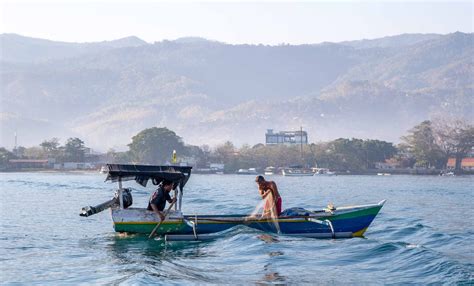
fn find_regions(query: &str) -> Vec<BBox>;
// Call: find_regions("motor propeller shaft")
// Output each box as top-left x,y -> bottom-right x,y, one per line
80,188 -> 133,217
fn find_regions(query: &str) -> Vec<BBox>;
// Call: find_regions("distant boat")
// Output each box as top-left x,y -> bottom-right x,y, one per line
194,167 -> 225,174
313,168 -> 336,176
282,167 -> 314,176
377,173 -> 391,176
264,166 -> 275,175
99,166 -> 108,174
237,168 -> 258,175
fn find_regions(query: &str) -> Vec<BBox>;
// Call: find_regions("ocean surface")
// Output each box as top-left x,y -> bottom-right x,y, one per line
0,172 -> 473,285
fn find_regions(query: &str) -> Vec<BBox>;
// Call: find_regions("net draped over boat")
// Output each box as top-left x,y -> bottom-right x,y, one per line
104,164 -> 192,189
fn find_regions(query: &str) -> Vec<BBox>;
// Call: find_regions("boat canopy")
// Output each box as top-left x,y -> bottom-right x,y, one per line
105,164 -> 192,189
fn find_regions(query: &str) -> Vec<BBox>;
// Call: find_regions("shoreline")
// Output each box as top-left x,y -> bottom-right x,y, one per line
1,169 -> 473,176
0,169 -> 101,174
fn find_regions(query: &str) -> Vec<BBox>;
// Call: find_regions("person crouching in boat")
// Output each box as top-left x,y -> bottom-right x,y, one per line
147,180 -> 176,221
255,175 -> 282,218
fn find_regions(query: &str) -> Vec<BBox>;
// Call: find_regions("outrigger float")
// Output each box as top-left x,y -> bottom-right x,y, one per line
80,164 -> 385,241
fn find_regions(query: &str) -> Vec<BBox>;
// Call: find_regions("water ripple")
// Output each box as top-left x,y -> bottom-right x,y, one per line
0,173 -> 473,284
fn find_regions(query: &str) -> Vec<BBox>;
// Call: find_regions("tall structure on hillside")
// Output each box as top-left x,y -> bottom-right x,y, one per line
265,129 -> 308,145
14,132 -> 18,156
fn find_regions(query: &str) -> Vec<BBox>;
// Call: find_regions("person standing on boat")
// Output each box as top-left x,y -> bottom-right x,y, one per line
147,180 -> 176,221
255,175 -> 282,218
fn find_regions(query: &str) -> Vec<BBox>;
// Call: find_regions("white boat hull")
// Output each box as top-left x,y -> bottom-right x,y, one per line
282,169 -> 314,176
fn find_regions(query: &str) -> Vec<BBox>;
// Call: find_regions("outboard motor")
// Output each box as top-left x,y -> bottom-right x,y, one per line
80,188 -> 133,217
120,188 -> 133,209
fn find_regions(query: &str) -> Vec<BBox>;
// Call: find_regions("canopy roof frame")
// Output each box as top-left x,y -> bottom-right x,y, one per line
105,164 -> 192,211
105,164 -> 192,190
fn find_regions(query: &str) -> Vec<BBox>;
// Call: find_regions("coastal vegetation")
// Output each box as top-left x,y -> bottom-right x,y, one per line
2,119 -> 472,173
401,119 -> 474,170
127,127 -> 187,164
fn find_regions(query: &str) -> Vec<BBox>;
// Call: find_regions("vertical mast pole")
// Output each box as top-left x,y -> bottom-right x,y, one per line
300,126 -> 303,166
174,188 -> 178,211
118,178 -> 124,209
14,132 -> 17,156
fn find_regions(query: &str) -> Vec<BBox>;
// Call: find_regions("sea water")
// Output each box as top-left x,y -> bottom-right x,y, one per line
0,172 -> 473,284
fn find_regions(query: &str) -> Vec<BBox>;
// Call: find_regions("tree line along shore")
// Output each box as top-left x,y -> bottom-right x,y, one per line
1,119 -> 473,175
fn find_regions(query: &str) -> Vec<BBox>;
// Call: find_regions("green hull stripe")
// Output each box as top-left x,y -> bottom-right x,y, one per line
326,205 -> 383,221
113,205 -> 383,234
114,222 -> 186,234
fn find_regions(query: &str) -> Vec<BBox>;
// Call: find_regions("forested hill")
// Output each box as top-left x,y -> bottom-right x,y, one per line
1,32 -> 472,150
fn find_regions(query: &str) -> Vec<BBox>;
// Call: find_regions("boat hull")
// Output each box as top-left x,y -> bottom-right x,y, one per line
111,201 -> 385,238
246,203 -> 383,237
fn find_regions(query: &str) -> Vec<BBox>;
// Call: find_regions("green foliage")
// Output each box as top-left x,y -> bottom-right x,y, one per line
433,119 -> 474,171
363,139 -> 398,167
40,138 -> 60,158
212,141 -> 239,172
64,137 -> 86,162
128,127 -> 186,164
186,145 -> 207,167
210,142 -> 316,172
205,138 -> 396,172
402,120 -> 448,169
0,147 -> 16,168
12,146 -> 26,158
393,144 -> 416,168
103,148 -> 132,164
9,120 -> 468,173
24,147 -> 46,159
312,138 -> 397,171
197,145 -> 212,168
113,151 -> 132,164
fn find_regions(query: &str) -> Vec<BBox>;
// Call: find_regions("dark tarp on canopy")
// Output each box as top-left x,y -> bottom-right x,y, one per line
105,164 -> 192,189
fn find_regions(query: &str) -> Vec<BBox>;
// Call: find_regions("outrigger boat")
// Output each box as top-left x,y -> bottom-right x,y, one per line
80,164 -> 385,241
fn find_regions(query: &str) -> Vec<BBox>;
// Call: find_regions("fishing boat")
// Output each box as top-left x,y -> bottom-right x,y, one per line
80,164 -> 385,240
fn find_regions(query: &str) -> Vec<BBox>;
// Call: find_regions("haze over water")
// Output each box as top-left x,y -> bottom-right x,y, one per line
1,172 -> 473,284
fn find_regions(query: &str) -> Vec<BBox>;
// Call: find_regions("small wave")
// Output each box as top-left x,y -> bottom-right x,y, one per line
388,223 -> 428,238
52,184 -> 71,188
75,185 -> 105,190
370,242 -> 404,254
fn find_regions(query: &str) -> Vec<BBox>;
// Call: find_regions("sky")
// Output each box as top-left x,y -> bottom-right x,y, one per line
1,1 -> 473,45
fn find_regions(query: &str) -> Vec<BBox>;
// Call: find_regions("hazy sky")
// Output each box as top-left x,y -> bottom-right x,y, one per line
1,1 -> 473,44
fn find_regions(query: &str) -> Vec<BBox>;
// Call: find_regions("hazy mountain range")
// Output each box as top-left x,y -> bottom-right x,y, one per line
1,32 -> 472,151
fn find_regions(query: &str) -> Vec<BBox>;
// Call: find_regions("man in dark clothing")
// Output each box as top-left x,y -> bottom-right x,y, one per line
147,180 -> 175,221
